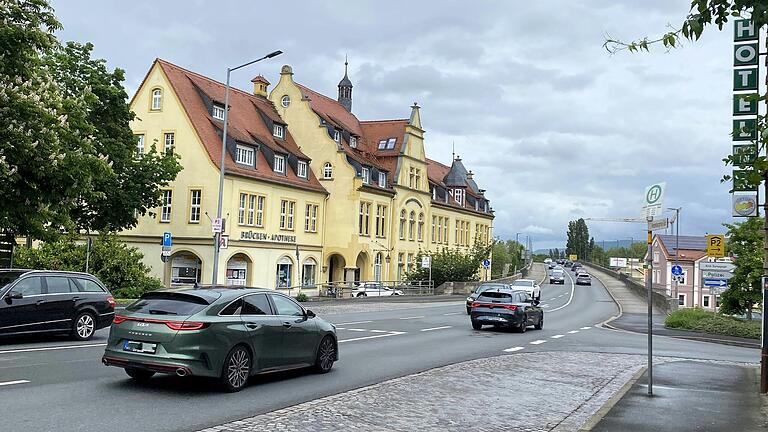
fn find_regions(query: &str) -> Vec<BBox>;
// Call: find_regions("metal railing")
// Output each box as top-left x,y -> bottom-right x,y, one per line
277,280 -> 435,299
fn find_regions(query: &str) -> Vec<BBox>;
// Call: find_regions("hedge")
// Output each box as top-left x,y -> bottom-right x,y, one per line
665,307 -> 761,339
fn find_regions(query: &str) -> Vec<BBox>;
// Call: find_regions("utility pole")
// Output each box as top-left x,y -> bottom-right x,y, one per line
668,207 -> 681,301
762,28 -> 768,395
646,216 -> 654,396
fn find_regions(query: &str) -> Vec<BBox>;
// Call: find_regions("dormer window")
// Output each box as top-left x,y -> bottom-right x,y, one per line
378,172 -> 387,188
377,138 -> 397,150
235,145 -> 255,166
432,187 -> 437,200
297,161 -> 308,178
361,167 -> 370,184
212,104 -> 225,120
454,189 -> 464,206
334,130 -> 340,142
350,136 -> 357,148
273,124 -> 284,139
274,155 -> 285,174
378,139 -> 387,150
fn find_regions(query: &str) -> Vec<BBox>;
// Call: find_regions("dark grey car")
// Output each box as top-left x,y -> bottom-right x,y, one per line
469,289 -> 543,332
466,283 -> 510,314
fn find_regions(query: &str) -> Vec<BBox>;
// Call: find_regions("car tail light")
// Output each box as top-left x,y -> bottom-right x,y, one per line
471,301 -> 482,308
113,315 -> 127,324
164,321 -> 208,331
502,304 -> 518,311
106,296 -> 116,309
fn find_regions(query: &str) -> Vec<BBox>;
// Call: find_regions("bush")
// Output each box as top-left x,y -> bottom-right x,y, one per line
295,292 -> 308,302
407,241 -> 493,289
665,307 -> 761,339
13,233 -> 163,298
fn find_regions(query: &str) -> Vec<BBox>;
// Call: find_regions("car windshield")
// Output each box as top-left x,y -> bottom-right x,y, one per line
477,291 -> 512,302
511,280 -> 534,287
126,292 -> 211,316
0,271 -> 25,291
476,284 -> 506,293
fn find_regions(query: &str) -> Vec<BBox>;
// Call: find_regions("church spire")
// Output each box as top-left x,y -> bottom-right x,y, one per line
338,55 -> 353,112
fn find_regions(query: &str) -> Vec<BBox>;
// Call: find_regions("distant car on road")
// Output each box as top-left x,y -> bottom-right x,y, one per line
575,273 -> 592,286
102,288 -> 338,392
571,263 -> 582,272
466,283 -> 510,314
548,262 -> 557,269
550,269 -> 565,284
564,261 -> 573,267
510,279 -> 541,300
350,282 -> 403,298
0,269 -> 115,340
470,289 -> 543,332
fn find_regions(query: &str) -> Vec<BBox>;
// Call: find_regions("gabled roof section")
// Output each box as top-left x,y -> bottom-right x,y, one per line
296,83 -> 363,137
360,119 -> 408,155
657,235 -> 708,256
445,157 -> 469,187
154,59 -> 325,193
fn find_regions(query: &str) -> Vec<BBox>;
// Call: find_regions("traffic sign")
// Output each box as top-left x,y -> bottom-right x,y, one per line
569,254 -> 578,261
641,182 -> 666,218
649,218 -> 669,231
706,234 -> 726,258
421,256 -> 431,268
161,250 -> 171,257
671,265 -> 683,276
702,270 -> 734,280
212,218 -> 223,233
733,193 -> 758,217
710,286 -> 727,295
481,258 -> 491,269
162,232 -> 172,248
700,262 -> 735,272
219,235 -> 229,250
703,278 -> 728,288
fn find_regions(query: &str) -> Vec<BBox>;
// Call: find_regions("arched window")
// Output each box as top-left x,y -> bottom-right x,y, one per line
302,258 -> 317,287
417,213 -> 424,242
151,88 -> 162,110
408,211 -> 415,241
374,253 -> 382,282
276,256 -> 293,288
323,162 -> 333,179
399,210 -> 406,240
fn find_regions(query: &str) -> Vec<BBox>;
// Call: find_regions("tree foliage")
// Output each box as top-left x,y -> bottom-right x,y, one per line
491,239 -> 524,277
719,217 -> 763,316
0,0 -> 181,240
565,218 -> 589,259
13,233 -> 163,298
407,241 -> 493,289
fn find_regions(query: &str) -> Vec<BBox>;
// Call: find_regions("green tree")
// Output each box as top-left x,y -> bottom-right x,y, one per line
408,241 -> 493,289
0,0 -> 181,240
13,232 -> 163,298
566,218 -> 589,260
720,217 -> 763,317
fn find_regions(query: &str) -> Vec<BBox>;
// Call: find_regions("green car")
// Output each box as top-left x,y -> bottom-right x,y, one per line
102,288 -> 338,392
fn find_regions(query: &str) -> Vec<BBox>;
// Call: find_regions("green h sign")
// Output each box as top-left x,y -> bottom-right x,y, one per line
734,19 -> 758,42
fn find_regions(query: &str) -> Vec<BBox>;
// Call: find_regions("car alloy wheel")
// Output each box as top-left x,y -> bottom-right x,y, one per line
518,316 -> 527,333
73,312 -> 95,341
534,316 -> 543,330
221,346 -> 251,392
315,336 -> 336,373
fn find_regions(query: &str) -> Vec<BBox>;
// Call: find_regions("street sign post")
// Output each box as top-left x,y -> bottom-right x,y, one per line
649,218 -> 669,231
212,218 -> 223,234
706,234 -> 726,258
703,278 -> 729,288
702,270 -> 734,280
762,276 -> 768,393
421,256 -> 431,269
733,193 -> 759,217
700,262 -> 735,272
482,258 -> 491,269
641,182 -> 666,218
163,232 -> 172,248
609,257 -> 628,268
219,235 -> 229,250
569,254 -> 578,261
671,265 -> 683,276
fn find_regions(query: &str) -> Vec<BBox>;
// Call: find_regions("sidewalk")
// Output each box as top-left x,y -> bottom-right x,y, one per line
589,361 -> 766,431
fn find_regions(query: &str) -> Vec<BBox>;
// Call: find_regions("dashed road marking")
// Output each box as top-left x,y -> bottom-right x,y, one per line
0,380 -> 30,387
580,327 -> 592,330
333,320 -> 373,326
338,331 -> 406,343
568,330 -> 579,334
503,347 -> 525,352
443,312 -> 462,316
549,298 -> 557,301
369,330 -> 387,333
420,326 -> 452,332
530,340 -> 547,345
541,304 -> 550,308
346,328 -> 368,332
0,343 -> 106,355
551,335 -> 564,339
399,316 -> 425,320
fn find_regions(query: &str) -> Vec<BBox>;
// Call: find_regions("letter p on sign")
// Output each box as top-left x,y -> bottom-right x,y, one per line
706,234 -> 725,258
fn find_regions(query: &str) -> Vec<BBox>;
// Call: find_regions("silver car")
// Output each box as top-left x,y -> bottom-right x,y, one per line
351,283 -> 403,298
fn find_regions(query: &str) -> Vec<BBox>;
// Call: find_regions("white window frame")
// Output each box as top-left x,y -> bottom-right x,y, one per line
386,138 -> 396,149
151,89 -> 162,110
323,163 -> 333,179
135,134 -> 145,157
255,195 -> 265,227
297,161 -> 308,178
334,130 -> 340,142
378,172 -> 386,188
678,293 -> 687,307
189,189 -> 201,223
702,295 -> 711,308
212,104 -> 225,120
164,132 -> 174,154
281,95 -> 291,108
235,145 -> 255,166
247,195 -> 256,226
273,124 -> 284,139
274,154 -> 285,174
362,167 -> 370,184
350,136 -> 357,148
161,190 -> 172,223
378,139 -> 387,150
238,193 -> 246,224
305,204 -> 318,233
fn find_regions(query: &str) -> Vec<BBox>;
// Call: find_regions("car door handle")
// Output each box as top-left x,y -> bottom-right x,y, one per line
282,322 -> 292,328
72,297 -> 80,301
245,322 -> 261,330
36,300 -> 45,305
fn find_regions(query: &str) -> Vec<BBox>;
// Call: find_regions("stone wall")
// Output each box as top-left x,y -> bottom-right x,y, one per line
583,262 -> 677,314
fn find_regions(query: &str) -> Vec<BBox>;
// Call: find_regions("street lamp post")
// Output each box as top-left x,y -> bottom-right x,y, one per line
668,207 -> 682,302
211,50 -> 283,288
515,232 -> 522,275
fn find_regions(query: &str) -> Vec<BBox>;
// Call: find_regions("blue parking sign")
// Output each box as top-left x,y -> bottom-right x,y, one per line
163,232 -> 172,248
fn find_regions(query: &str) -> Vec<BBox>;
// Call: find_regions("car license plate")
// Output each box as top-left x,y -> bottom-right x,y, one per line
123,340 -> 157,354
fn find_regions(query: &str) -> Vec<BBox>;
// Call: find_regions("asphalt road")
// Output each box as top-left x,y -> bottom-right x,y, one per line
0,268 -> 758,432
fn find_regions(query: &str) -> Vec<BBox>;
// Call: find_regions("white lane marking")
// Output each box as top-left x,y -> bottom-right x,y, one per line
333,320 -> 373,326
443,312 -> 462,316
420,326 -> 452,332
503,347 -> 525,352
580,326 -> 592,330
541,304 -> 550,308
338,331 -> 406,343
335,327 -> 346,330
548,272 -> 576,313
399,316 -> 425,320
568,330 -> 579,334
369,330 -> 387,333
345,328 -> 368,332
0,380 -> 30,387
0,343 -> 106,355
530,340 -> 547,345
549,298 -> 557,301
551,335 -> 564,339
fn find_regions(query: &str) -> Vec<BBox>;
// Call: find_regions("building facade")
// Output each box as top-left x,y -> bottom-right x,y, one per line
123,59 -> 493,291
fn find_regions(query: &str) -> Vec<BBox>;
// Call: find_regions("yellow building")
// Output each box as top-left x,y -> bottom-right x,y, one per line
122,59 -> 327,289
123,58 -> 493,291
270,62 -> 494,284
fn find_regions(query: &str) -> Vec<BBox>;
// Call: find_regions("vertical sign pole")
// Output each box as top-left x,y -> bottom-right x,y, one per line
646,216 -> 654,396
761,27 -> 768,395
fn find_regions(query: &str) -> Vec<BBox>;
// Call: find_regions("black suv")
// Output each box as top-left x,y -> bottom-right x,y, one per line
0,270 -> 115,340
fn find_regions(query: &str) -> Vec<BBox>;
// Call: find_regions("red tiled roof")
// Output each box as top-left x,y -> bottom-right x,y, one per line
155,59 -> 325,193
360,119 -> 408,155
426,158 -> 450,186
296,83 -> 363,137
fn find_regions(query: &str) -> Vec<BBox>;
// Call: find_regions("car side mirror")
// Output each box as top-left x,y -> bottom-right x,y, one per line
306,309 -> 316,319
4,292 -> 22,303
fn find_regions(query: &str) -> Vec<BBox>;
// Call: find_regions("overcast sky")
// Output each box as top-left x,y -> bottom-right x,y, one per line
51,0 -> 741,250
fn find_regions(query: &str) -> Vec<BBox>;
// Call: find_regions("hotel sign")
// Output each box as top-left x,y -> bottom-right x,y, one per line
240,231 -> 297,244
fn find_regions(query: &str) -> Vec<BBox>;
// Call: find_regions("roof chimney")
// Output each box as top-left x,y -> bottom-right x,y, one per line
251,75 -> 270,97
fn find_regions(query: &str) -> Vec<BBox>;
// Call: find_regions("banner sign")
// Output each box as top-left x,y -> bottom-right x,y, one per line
731,19 -> 760,199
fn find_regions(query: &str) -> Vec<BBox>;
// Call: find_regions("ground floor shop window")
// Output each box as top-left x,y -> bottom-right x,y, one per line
171,254 -> 201,285
227,257 -> 248,286
276,257 -> 293,288
302,258 -> 317,287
